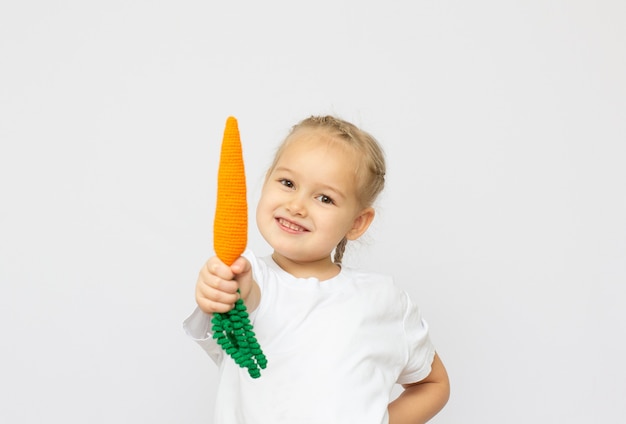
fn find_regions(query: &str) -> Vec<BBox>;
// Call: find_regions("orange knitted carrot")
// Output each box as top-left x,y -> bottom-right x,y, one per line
211,116 -> 267,378
214,116 -> 247,265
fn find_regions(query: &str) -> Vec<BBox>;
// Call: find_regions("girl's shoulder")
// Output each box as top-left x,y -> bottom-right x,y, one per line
341,266 -> 408,302
341,265 -> 395,287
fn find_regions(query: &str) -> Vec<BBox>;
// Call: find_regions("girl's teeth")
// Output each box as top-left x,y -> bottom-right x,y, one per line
280,218 -> 304,231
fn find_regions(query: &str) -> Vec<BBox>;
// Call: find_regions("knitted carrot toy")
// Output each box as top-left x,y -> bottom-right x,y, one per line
211,116 -> 267,378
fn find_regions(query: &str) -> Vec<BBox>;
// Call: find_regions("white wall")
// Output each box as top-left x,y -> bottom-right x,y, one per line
1,1 -> 624,422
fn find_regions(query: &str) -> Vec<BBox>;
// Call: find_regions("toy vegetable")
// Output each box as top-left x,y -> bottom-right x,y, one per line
211,116 -> 267,378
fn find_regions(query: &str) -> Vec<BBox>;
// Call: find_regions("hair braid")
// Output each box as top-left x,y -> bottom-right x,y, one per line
333,237 -> 348,265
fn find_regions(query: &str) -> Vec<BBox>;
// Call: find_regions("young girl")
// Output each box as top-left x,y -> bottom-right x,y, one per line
184,116 -> 450,423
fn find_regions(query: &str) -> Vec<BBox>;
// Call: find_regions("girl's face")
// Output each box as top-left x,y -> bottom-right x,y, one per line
256,129 -> 374,277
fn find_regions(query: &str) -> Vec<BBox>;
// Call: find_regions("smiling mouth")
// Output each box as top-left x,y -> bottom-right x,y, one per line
277,218 -> 308,233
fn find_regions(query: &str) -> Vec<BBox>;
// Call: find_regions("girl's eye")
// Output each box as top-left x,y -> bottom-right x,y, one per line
315,194 -> 334,205
279,178 -> 294,189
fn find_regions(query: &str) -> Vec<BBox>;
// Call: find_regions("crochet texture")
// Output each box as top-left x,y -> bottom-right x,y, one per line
212,116 -> 267,378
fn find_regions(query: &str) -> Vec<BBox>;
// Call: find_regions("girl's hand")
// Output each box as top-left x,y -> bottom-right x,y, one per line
195,255 -> 257,314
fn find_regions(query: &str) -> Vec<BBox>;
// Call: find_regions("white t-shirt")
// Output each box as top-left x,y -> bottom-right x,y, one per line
183,251 -> 435,424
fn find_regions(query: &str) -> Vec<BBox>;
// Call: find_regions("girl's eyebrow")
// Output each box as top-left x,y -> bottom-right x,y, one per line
319,184 -> 346,202
273,165 -> 293,173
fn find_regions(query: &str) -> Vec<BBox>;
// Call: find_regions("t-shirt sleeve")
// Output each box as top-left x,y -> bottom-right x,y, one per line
182,306 -> 224,365
396,291 -> 436,385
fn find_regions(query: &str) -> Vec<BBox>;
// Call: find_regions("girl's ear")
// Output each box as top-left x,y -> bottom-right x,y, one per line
346,207 -> 375,241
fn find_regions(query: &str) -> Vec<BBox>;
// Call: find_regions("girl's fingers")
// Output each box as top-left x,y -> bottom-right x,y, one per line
196,297 -> 235,314
197,277 -> 238,302
202,275 -> 238,294
194,256 -> 241,314
205,257 -> 235,281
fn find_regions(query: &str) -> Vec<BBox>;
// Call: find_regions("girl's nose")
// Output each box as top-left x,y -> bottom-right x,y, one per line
286,195 -> 307,217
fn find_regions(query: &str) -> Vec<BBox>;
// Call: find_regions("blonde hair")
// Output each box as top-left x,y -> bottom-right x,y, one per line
267,115 -> 386,264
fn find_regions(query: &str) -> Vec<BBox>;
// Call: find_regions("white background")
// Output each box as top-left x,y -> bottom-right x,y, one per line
1,1 -> 625,423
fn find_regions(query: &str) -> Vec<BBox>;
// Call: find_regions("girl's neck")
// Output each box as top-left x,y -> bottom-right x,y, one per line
271,252 -> 341,281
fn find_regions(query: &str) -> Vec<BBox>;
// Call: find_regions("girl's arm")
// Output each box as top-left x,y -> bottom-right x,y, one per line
388,353 -> 450,424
